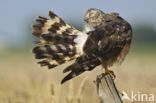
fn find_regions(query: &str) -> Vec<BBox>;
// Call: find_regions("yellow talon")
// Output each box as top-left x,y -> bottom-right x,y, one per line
102,67 -> 116,79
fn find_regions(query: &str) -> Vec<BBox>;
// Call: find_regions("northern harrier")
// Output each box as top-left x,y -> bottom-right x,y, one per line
32,8 -> 132,84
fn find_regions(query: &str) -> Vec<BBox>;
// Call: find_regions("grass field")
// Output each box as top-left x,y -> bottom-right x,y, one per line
0,47 -> 156,103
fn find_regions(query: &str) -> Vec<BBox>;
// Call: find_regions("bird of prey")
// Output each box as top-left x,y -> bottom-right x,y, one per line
32,8 -> 132,84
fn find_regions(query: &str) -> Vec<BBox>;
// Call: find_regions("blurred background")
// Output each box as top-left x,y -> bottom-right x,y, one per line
0,0 -> 156,103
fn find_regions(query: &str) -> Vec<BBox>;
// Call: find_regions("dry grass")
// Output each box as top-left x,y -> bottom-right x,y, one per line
0,52 -> 156,103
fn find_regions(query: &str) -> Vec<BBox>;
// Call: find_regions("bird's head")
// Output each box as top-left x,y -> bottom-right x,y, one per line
84,8 -> 119,28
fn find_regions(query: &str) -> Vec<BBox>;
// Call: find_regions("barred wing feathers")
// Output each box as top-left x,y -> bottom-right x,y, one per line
61,54 -> 101,84
32,11 -> 88,69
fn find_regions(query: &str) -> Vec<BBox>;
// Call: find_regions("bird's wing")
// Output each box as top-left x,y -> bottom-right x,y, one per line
96,19 -> 132,63
61,29 -> 105,84
62,18 -> 132,83
32,11 -> 88,69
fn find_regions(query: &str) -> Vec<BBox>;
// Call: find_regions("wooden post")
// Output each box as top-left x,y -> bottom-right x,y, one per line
95,73 -> 123,103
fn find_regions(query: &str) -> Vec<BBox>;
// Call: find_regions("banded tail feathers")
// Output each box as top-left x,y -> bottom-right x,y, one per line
32,11 -> 88,69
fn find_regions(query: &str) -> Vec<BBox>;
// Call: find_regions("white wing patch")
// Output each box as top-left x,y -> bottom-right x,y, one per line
83,22 -> 95,33
73,22 -> 95,55
73,22 -> 94,55
74,32 -> 88,55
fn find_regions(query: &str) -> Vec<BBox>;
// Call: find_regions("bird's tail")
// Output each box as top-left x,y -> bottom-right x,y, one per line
61,54 -> 101,84
32,11 -> 84,69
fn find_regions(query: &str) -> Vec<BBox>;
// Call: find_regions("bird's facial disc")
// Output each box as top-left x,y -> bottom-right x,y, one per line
84,8 -> 104,27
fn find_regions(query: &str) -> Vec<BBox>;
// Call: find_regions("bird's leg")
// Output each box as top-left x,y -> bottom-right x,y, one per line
102,66 -> 116,79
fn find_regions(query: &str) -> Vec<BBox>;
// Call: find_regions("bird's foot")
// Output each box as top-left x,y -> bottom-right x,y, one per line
104,69 -> 116,80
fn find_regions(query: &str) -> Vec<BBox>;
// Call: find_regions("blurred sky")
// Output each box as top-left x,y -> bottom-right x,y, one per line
0,0 -> 156,45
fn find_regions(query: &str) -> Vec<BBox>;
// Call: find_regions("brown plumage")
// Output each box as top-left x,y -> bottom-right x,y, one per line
32,8 -> 132,84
